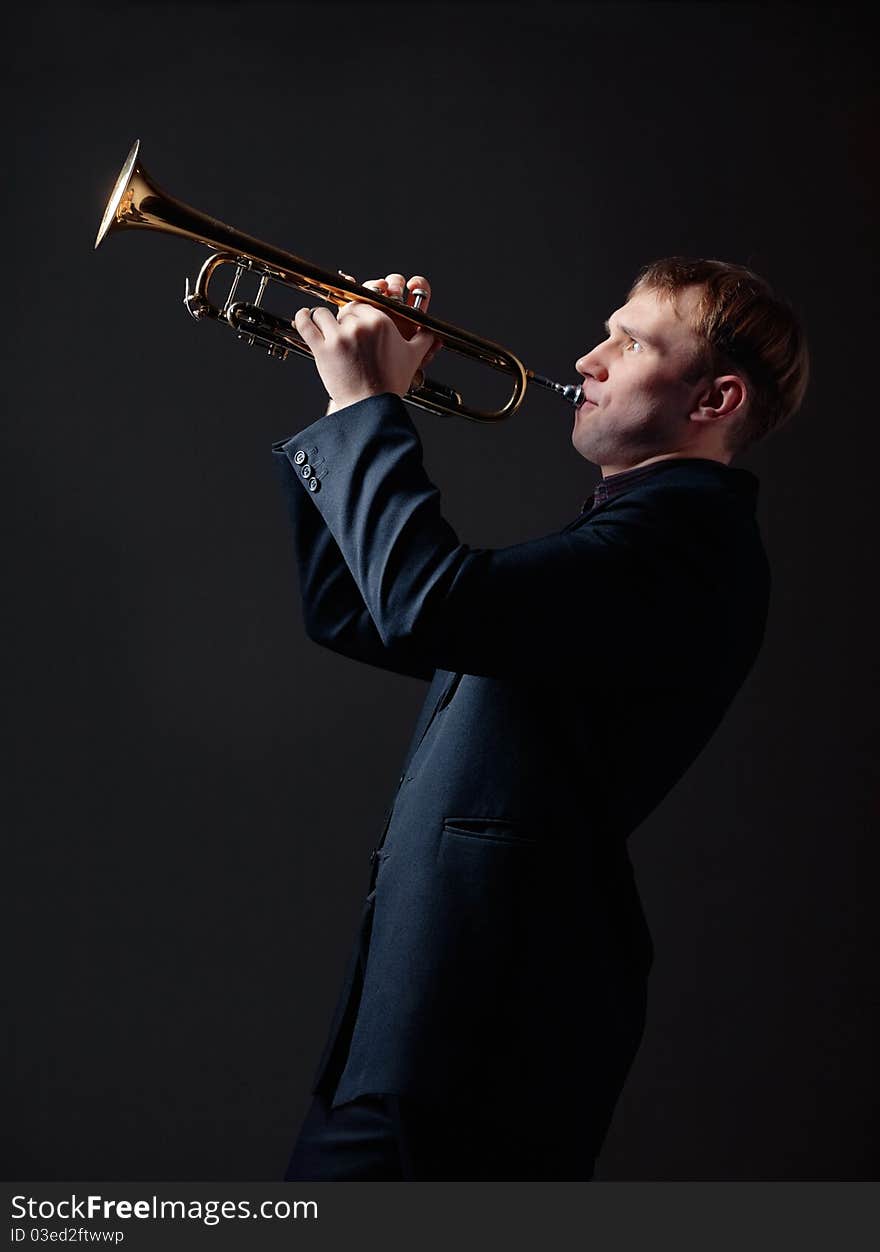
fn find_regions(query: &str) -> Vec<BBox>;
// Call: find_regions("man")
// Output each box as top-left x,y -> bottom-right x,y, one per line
272,258 -> 808,1180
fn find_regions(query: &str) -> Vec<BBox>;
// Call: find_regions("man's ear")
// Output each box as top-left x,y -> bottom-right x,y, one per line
690,374 -> 748,426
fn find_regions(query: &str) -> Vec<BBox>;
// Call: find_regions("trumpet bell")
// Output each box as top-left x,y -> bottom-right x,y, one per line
95,139 -> 224,253
95,139 -> 144,248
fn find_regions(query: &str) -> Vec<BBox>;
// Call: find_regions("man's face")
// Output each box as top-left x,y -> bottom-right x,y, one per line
572,283 -> 710,469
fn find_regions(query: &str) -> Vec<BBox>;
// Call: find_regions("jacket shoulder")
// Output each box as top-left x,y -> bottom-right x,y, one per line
584,463 -> 770,608
590,463 -> 764,549
621,461 -> 759,511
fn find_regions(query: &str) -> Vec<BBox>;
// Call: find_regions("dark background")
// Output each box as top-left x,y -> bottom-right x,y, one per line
5,0 -> 877,1180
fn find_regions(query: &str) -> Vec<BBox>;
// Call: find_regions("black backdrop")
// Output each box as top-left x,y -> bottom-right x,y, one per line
5,1 -> 878,1181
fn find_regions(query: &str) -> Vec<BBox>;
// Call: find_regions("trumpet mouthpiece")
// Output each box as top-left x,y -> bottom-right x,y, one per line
529,371 -> 583,407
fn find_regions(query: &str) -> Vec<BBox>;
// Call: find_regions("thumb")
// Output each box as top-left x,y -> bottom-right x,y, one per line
408,328 -> 438,367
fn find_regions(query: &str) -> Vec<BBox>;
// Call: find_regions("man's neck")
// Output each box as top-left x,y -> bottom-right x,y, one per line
599,450 -> 731,478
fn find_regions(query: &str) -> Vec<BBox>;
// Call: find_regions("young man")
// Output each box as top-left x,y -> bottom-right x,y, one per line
272,258 -> 808,1180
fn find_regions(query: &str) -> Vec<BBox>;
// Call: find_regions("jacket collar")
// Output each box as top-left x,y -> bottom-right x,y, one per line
567,457 -> 759,531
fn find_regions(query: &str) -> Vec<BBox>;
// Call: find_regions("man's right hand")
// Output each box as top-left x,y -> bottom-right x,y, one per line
358,273 -> 442,369
305,270 -> 442,415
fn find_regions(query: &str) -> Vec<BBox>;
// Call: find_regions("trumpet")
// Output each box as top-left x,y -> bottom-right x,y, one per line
95,141 -> 583,422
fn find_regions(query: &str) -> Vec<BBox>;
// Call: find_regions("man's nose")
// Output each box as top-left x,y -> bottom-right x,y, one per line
576,350 -> 608,381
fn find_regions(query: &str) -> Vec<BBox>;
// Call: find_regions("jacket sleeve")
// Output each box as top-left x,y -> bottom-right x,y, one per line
272,434 -> 435,680
273,393 -> 734,688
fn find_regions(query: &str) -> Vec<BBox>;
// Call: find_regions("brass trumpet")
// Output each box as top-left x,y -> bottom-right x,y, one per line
95,141 -> 582,422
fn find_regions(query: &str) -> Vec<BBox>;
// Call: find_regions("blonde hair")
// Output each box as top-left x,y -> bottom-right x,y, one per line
629,258 -> 810,454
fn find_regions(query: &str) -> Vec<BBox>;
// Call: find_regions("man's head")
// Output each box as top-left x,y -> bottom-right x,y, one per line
572,258 -> 809,473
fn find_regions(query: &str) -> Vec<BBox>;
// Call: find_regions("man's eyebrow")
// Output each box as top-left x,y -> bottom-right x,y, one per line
604,317 -> 660,347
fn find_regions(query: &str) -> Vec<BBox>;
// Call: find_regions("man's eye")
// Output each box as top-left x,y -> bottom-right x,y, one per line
625,338 -> 643,353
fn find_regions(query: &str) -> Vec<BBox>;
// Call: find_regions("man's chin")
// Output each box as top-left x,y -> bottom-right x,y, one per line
571,440 -> 604,468
571,424 -> 607,466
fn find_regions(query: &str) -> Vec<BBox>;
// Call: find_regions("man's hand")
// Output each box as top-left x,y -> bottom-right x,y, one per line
294,273 -> 439,414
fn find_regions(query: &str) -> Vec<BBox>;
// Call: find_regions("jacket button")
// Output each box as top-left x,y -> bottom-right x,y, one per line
300,463 -> 313,478
293,450 -> 307,466
308,477 -> 320,492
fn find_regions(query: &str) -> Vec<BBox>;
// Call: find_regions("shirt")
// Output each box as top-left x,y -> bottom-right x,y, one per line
582,457 -> 730,514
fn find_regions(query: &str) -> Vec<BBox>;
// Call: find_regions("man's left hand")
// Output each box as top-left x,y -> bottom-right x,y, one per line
294,275 -> 437,414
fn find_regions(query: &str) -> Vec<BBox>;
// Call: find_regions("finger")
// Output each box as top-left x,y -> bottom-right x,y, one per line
340,280 -> 386,319
294,306 -> 325,342
335,303 -> 391,334
310,306 -> 338,330
337,300 -> 387,324
385,272 -> 407,299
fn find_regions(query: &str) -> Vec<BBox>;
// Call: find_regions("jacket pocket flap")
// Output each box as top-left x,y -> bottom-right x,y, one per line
442,817 -> 538,846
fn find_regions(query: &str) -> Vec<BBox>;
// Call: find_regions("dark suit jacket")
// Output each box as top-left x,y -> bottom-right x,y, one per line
272,393 -> 770,1139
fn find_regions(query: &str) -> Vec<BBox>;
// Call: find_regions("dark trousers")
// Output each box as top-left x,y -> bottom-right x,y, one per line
284,1090 -> 598,1182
